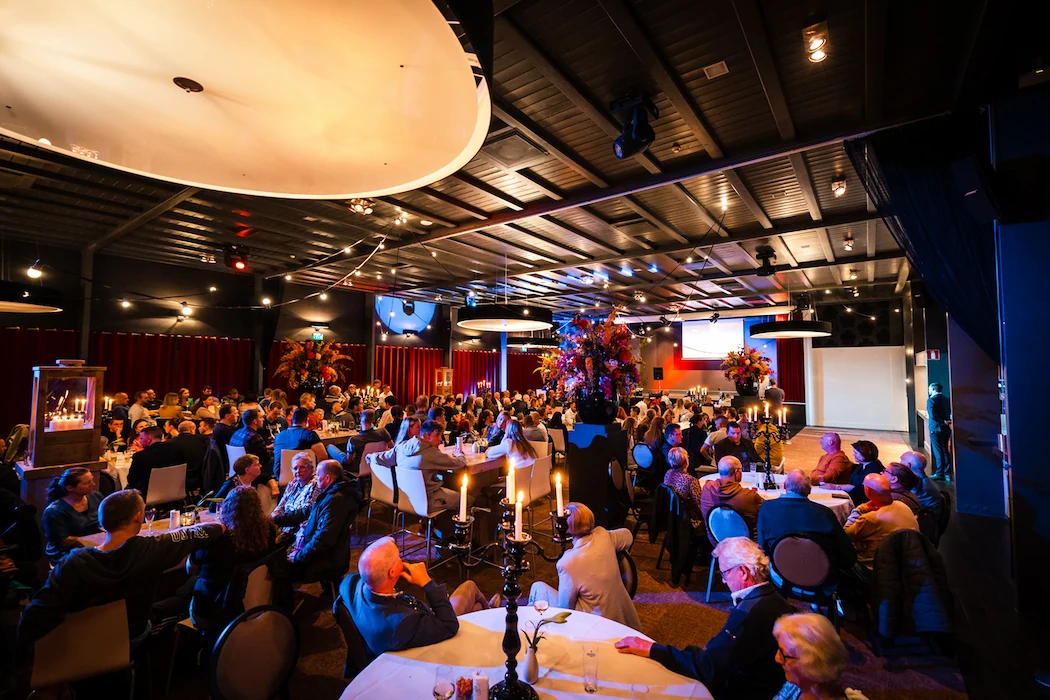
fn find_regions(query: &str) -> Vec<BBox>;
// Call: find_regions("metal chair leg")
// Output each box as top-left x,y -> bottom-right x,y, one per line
424,518 -> 433,569
164,624 -> 181,697
706,555 -> 716,603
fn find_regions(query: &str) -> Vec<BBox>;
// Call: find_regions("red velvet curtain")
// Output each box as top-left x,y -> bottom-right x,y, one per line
89,332 -> 252,398
374,346 -> 444,405
775,338 -> 805,403
267,341 -> 367,397
507,352 -> 543,393
0,327 -> 79,434
452,349 -> 500,396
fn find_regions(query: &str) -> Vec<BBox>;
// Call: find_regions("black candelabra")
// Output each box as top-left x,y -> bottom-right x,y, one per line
447,499 -> 571,700
743,412 -> 789,491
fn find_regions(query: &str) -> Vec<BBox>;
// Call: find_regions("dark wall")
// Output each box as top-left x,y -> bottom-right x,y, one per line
0,242 -> 82,330
276,283 -> 368,344
812,299 -> 904,348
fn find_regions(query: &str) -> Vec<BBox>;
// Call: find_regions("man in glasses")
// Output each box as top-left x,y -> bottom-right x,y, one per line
614,537 -> 792,698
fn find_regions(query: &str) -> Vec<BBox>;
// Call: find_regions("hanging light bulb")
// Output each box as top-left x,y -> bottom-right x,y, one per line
262,297 -> 272,307
26,261 -> 42,279
284,274 -> 292,281
209,286 -> 217,292
180,302 -> 193,316
121,299 -> 131,308
320,292 -> 328,301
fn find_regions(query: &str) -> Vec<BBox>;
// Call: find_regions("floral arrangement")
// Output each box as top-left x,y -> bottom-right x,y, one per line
534,347 -> 562,385
273,339 -> 353,389
721,345 -> 773,383
522,611 -> 571,650
544,311 -> 642,401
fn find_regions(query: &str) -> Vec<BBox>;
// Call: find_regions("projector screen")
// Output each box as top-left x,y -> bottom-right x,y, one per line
681,319 -> 745,359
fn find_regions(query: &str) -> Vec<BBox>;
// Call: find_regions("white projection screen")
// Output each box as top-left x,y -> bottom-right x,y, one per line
681,319 -> 745,359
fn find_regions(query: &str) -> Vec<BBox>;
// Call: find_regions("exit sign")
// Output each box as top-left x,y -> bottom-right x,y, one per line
312,332 -> 323,341
925,349 -> 941,361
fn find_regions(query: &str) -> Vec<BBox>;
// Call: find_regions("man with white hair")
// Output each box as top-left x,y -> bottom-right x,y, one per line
699,456 -> 764,546
756,470 -> 856,576
340,537 -> 494,655
900,451 -> 943,520
615,537 -> 793,698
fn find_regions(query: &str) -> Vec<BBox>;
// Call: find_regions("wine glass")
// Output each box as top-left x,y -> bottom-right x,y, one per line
433,665 -> 454,700
533,599 -> 550,614
144,508 -> 156,534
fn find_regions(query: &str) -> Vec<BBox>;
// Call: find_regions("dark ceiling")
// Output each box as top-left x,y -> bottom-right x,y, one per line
0,0 -> 990,319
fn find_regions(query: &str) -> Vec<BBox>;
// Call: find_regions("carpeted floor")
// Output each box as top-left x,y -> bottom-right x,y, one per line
162,427 -> 967,699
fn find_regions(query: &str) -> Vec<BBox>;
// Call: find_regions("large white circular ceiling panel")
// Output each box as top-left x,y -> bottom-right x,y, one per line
0,0 -> 490,198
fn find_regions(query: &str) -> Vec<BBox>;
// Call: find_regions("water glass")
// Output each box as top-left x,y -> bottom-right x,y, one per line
582,643 -> 599,693
533,599 -> 550,613
180,510 -> 194,527
631,684 -> 649,698
144,508 -> 156,534
433,665 -> 455,700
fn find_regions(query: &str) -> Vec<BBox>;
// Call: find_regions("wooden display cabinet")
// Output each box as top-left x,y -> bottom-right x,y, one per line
434,366 -> 453,397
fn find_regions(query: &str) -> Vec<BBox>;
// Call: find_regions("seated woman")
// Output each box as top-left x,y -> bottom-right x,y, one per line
126,419 -> 152,453
820,440 -> 884,506
485,421 -> 538,500
772,613 -> 870,700
661,447 -> 704,535
884,462 -> 921,515
271,452 -> 319,535
528,502 -> 641,629
158,392 -> 183,420
40,467 -> 103,564
211,454 -> 263,511
189,485 -> 280,630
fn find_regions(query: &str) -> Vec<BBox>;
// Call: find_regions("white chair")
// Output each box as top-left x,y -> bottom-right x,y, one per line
776,456 -> 786,474
394,466 -> 455,569
528,440 -> 550,458
278,449 -> 300,487
549,428 -> 567,465
256,484 -> 275,515
356,441 -> 392,479
145,463 -> 187,507
226,444 -> 247,477
518,455 -> 555,542
706,507 -> 751,603
365,462 -> 399,540
31,600 -> 133,694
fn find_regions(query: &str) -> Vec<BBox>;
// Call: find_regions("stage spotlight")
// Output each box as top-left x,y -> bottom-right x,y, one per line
755,246 -> 777,276
223,245 -> 249,271
709,312 -> 720,324
610,94 -> 658,160
402,300 -> 415,316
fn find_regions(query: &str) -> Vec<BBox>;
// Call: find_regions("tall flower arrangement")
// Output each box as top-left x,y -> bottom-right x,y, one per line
534,348 -> 562,385
721,345 -> 773,383
544,312 -> 642,401
273,339 -> 354,389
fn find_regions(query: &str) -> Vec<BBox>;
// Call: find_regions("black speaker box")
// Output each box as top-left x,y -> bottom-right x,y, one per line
653,367 -> 664,381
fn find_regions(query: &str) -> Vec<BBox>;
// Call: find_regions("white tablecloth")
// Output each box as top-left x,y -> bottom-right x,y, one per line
340,607 -> 712,699
699,472 -> 854,524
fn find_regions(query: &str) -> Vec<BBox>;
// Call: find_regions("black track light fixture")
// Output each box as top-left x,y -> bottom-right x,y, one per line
610,93 -> 658,160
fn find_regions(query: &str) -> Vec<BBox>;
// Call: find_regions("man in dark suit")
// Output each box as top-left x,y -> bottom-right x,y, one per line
126,426 -> 184,500
713,421 -> 760,467
340,536 -> 493,656
756,470 -> 857,580
614,537 -> 792,698
682,413 -> 710,472
167,420 -> 210,495
926,383 -> 952,481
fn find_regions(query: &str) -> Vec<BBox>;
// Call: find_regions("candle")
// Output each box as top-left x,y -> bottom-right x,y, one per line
460,474 -> 468,521
782,407 -> 788,425
515,491 -> 524,540
765,402 -> 769,418
555,473 -> 564,516
778,409 -> 783,426
506,465 -> 515,505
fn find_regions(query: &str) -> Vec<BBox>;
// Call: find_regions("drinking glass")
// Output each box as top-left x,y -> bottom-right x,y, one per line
631,684 -> 650,698
181,510 -> 194,527
533,599 -> 550,613
582,643 -> 599,693
144,509 -> 156,534
433,665 -> 455,700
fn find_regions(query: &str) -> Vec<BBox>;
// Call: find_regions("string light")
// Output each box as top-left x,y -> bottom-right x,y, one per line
180,302 -> 193,316
348,198 -> 374,215
121,299 -> 130,308
209,286 -> 217,292
26,261 -> 42,279
262,297 -> 272,307
319,292 -> 328,301
284,274 -> 292,281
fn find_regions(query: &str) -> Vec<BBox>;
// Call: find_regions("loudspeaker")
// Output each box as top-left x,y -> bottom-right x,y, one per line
653,367 -> 664,381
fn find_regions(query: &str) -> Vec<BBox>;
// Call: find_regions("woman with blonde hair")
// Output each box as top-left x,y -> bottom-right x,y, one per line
643,416 -> 666,450
772,613 -> 868,699
158,392 -> 183,420
485,419 -> 538,470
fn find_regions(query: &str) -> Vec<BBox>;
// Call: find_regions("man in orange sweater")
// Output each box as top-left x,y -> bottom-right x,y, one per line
810,432 -> 852,484
700,456 -> 764,546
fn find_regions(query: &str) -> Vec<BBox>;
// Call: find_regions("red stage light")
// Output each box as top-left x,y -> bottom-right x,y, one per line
234,260 -> 246,270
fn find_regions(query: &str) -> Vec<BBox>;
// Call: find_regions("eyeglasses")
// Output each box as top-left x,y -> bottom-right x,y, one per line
719,564 -> 743,583
776,646 -> 798,661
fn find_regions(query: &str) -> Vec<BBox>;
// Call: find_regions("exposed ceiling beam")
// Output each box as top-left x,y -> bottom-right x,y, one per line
733,0 -> 796,140
398,211 -> 880,294
449,173 -> 526,211
865,0 -> 889,122
816,227 -> 836,263
375,197 -> 457,228
788,152 -> 823,221
84,187 -> 199,253
537,215 -> 626,255
418,186 -> 491,220
502,223 -> 592,261
895,259 -> 911,294
474,232 -> 564,265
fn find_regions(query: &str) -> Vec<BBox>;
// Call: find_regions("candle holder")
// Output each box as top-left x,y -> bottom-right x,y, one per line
550,510 -> 570,545
449,515 -> 474,554
742,413 -> 789,491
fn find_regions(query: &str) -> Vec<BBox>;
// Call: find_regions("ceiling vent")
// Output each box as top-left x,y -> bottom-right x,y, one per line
703,61 -> 730,80
481,132 -> 549,170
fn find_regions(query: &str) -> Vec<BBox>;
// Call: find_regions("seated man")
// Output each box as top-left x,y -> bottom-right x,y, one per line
101,416 -> 126,450
900,451 -> 942,522
229,408 -> 279,498
126,426 -> 184,500
327,409 -> 391,471
699,415 -> 729,464
700,456 -> 764,547
844,473 -> 919,571
756,470 -> 856,579
341,536 -> 493,656
713,421 -> 760,467
272,461 -> 362,583
809,432 -> 852,484
195,396 -> 220,421
273,407 -> 328,464
528,502 -> 641,629
884,462 -> 921,515
522,411 -> 548,443
614,537 -> 792,698
369,420 -> 467,513
681,413 -> 709,472
166,420 -> 209,495
19,489 -> 224,647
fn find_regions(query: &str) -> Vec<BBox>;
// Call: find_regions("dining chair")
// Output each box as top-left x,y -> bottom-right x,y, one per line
225,445 -> 247,477
31,600 -> 135,697
277,450 -> 299,488
394,466 -> 456,569
333,594 -> 377,679
210,606 -> 299,700
144,463 -> 187,507
548,427 -> 567,466
528,440 -> 550,457
770,535 -> 839,627
705,507 -> 750,602
365,463 -> 399,542
354,441 -> 392,500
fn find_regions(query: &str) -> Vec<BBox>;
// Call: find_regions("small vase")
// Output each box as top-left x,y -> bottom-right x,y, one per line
735,379 -> 758,397
524,646 -> 539,684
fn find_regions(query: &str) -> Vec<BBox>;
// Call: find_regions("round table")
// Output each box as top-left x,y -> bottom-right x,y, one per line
699,472 -> 854,524
340,607 -> 712,699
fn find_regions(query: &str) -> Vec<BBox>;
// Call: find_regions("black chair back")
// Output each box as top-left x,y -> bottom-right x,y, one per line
938,489 -> 952,539
772,535 -> 833,590
334,595 -> 376,679
211,605 -> 300,700
617,550 -> 638,599
661,485 -> 701,585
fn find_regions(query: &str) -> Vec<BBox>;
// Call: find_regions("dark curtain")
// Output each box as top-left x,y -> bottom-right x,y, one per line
89,332 -> 252,398
0,327 -> 79,435
267,341 -> 367,397
845,115 -> 999,362
374,346 -> 444,405
775,338 -> 805,403
507,352 -> 543,393
453,349 -> 500,396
